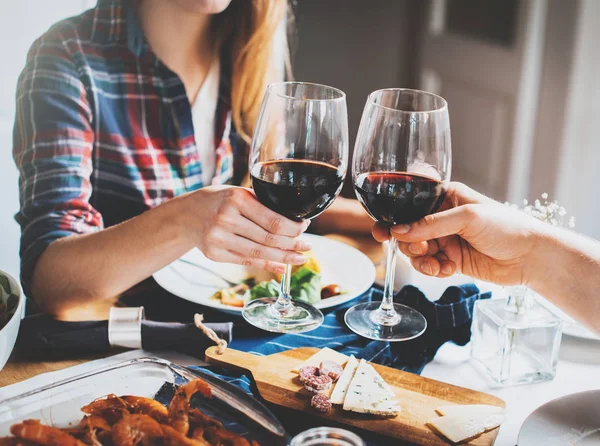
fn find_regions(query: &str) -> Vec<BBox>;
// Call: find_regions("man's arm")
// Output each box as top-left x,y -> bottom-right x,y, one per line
528,227 -> 600,333
313,197 -> 373,234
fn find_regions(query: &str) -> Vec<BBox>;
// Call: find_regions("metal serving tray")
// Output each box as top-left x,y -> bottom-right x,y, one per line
0,356 -> 289,444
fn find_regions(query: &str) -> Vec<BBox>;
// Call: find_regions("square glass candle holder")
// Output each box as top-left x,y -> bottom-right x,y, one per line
470,286 -> 563,386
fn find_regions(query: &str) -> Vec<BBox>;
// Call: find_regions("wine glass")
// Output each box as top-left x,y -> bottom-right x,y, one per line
345,88 -> 451,341
242,82 -> 349,333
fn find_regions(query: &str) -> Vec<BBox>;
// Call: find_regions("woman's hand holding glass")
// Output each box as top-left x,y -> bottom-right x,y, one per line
180,185 -> 311,275
241,82 -> 349,334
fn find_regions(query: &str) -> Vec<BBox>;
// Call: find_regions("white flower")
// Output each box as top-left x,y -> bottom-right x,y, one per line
513,193 -> 575,228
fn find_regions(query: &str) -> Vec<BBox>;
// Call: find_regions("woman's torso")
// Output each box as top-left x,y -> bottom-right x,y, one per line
64,0 -> 246,227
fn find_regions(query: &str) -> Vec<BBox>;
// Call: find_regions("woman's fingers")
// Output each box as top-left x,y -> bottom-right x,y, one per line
208,248 -> 287,274
235,215 -> 311,252
203,226 -> 305,269
235,190 -> 308,237
228,250 -> 288,275
227,235 -> 307,266
202,187 -> 309,273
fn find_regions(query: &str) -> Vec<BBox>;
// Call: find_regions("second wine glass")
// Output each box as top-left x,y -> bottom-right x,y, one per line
242,82 -> 349,334
346,88 -> 452,341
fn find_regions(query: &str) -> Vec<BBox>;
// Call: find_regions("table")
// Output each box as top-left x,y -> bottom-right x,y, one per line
0,352 -> 110,387
423,333 -> 600,445
0,234 -> 382,388
2,233 -> 600,446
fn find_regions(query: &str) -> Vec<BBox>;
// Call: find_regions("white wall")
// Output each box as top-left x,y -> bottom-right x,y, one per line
293,0 -> 415,157
555,0 -> 600,239
292,0 -> 416,196
0,1 -> 93,277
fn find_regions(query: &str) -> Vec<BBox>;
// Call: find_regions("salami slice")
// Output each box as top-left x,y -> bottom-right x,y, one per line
311,394 -> 332,413
303,374 -> 333,393
319,360 -> 343,382
298,366 -> 320,384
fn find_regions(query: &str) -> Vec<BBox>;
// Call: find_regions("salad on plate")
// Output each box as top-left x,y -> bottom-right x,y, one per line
210,251 -> 344,308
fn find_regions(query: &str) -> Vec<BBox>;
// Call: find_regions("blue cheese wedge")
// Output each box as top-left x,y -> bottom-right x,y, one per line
342,359 -> 400,416
427,413 -> 505,443
330,355 -> 359,405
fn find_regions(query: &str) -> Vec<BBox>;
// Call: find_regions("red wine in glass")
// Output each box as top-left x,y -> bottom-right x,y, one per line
346,87 -> 451,342
242,81 -> 348,334
354,172 -> 447,225
251,159 -> 344,221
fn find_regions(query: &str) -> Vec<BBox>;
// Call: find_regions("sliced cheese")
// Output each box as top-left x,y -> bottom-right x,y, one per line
330,355 -> 359,405
427,413 -> 505,443
292,348 -> 348,373
342,359 -> 400,416
435,404 -> 504,418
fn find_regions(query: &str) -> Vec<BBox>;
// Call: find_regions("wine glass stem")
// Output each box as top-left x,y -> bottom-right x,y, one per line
375,236 -> 401,324
273,264 -> 293,313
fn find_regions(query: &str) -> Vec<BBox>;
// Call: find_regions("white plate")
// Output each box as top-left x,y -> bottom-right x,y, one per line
153,234 -> 376,315
562,322 -> 600,341
518,390 -> 600,445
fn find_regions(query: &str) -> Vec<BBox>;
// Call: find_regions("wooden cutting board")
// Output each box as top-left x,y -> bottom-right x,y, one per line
205,347 -> 505,445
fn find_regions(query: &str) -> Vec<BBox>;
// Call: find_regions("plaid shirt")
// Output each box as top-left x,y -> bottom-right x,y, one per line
13,0 -> 247,295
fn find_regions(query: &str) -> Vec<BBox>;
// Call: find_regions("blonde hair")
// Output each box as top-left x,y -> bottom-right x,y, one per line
214,0 -> 292,145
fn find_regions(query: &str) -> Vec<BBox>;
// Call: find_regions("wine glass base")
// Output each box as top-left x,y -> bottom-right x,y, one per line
344,301 -> 427,342
242,297 -> 324,334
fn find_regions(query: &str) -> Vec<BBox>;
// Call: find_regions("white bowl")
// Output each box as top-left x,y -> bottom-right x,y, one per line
0,270 -> 24,372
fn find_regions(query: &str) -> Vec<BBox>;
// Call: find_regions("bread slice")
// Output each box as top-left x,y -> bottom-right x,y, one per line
427,413 -> 505,443
292,348 -> 348,373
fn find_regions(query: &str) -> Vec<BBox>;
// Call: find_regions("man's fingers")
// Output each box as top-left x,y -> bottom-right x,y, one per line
390,205 -> 476,243
427,239 -> 440,256
449,182 -> 496,206
372,223 -> 390,242
398,241 -> 430,257
435,253 -> 457,278
397,242 -> 413,258
410,256 -> 441,277
408,253 -> 457,278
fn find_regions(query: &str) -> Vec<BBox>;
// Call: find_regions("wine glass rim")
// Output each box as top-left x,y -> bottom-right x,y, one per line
367,88 -> 448,114
267,81 -> 346,102
291,427 -> 365,445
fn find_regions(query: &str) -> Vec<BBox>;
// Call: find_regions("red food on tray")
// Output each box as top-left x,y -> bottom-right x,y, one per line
0,378 -> 258,446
